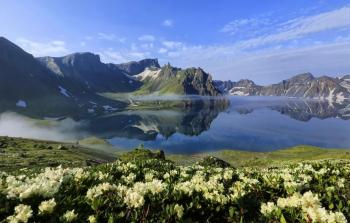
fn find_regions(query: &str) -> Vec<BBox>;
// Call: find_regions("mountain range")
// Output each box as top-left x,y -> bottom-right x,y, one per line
0,36 -> 349,119
0,37 -> 220,118
214,73 -> 350,102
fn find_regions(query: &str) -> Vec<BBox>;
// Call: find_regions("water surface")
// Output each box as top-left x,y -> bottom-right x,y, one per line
102,96 -> 350,153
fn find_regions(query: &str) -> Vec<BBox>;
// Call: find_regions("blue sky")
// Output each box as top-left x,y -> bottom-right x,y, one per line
0,0 -> 349,84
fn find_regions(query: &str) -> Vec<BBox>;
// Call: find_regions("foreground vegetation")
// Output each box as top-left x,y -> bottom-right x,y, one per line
0,136 -> 116,172
168,145 -> 350,167
1,147 -> 350,222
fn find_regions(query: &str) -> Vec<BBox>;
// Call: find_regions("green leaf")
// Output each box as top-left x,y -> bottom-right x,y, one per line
280,214 -> 287,223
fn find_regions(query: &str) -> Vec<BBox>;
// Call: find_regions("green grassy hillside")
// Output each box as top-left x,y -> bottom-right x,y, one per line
0,136 -> 116,172
168,145 -> 350,166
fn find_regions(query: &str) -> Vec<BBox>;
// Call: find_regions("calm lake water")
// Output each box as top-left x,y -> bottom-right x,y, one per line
92,96 -> 350,153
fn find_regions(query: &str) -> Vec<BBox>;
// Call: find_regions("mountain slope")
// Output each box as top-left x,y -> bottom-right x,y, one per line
216,73 -> 350,101
113,58 -> 160,76
134,64 -> 221,96
0,37 -> 131,118
0,37 -> 81,117
0,37 -> 222,119
38,53 -> 142,93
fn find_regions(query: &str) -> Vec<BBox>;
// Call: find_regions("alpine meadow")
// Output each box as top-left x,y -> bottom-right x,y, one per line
0,1 -> 350,222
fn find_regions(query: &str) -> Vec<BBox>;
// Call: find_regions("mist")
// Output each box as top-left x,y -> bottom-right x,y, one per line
0,112 -> 87,141
131,94 -> 223,101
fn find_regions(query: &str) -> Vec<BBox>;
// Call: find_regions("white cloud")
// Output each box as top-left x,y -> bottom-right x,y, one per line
98,33 -> 126,42
162,41 -> 184,49
16,38 -> 69,56
154,5 -> 350,83
221,17 -> 271,36
129,51 -> 150,59
140,43 -> 154,50
162,19 -> 173,27
217,42 -> 350,84
99,49 -> 150,64
236,6 -> 350,49
138,34 -> 155,42
158,48 -> 168,54
158,40 -> 350,84
99,50 -> 127,63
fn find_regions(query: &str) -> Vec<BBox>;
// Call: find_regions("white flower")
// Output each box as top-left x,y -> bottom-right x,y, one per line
145,173 -> 154,181
6,166 -> 72,199
63,210 -> 78,222
88,215 -> 97,223
7,204 -> 33,223
337,178 -> 345,188
174,204 -> 184,219
333,212 -> 347,223
163,173 -> 170,179
38,198 -> 56,214
86,182 -> 117,201
124,191 -> 144,208
260,202 -> 278,216
301,191 -> 320,209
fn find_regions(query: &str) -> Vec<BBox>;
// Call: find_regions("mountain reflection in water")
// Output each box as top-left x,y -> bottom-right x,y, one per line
98,97 -> 350,153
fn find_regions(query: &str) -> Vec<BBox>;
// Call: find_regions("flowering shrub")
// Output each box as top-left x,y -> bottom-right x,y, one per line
0,158 -> 349,222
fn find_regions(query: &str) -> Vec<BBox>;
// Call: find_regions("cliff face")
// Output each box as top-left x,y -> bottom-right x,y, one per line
135,65 -> 221,96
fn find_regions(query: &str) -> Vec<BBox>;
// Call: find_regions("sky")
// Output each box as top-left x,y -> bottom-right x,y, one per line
0,0 -> 349,84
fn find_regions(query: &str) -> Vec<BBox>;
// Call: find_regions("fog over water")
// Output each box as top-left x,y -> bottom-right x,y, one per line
0,112 -> 86,141
0,97 -> 349,153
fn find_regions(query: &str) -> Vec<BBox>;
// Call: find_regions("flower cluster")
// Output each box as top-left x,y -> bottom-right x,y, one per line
0,159 -> 349,222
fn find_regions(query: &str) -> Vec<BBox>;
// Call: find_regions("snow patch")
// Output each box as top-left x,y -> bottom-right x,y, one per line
16,100 -> 27,108
340,80 -> 350,92
135,68 -> 161,81
230,91 -> 249,96
336,92 -> 345,103
133,121 -> 159,133
326,88 -> 336,101
58,86 -> 70,98
87,108 -> 95,113
103,105 -> 118,112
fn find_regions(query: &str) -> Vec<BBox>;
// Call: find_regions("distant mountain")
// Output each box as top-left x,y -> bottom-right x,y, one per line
113,58 -> 160,76
134,64 -> 221,96
232,99 -> 350,121
216,73 -> 350,101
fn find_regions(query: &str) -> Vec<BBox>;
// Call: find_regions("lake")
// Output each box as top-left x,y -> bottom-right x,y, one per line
93,96 -> 350,153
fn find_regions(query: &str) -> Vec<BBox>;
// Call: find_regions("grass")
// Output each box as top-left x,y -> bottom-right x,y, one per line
167,145 -> 350,167
0,136 -> 117,172
1,135 -> 350,172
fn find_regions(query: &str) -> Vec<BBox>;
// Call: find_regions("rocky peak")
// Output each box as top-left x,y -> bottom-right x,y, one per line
236,79 -> 257,87
61,52 -> 101,67
287,72 -> 314,83
115,58 -> 160,75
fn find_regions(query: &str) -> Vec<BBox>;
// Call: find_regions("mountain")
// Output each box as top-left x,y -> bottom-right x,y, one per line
87,99 -> 229,140
0,37 -> 222,119
216,73 -> 350,101
134,64 -> 221,96
0,37 -> 82,117
113,58 -> 160,76
38,53 -> 142,93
